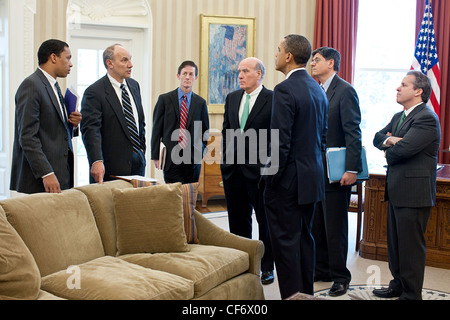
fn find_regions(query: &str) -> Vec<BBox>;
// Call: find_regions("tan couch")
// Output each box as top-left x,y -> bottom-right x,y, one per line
0,180 -> 265,300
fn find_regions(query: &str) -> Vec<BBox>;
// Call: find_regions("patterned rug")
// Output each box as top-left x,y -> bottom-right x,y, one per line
314,285 -> 450,300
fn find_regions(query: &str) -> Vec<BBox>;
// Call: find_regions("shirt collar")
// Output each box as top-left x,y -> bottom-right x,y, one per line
286,68 -> 306,79
245,84 -> 263,98
321,73 -> 337,92
39,67 -> 57,87
405,102 -> 422,117
107,73 -> 126,89
178,87 -> 193,103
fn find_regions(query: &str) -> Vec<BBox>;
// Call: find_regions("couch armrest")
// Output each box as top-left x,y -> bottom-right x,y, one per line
193,210 -> 264,276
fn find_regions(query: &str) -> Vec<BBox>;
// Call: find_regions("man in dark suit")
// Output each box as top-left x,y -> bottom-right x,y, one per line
221,57 -> 274,285
263,35 -> 329,298
81,44 -> 147,184
310,47 -> 362,296
11,39 -> 82,194
373,71 -> 441,300
151,61 -> 209,184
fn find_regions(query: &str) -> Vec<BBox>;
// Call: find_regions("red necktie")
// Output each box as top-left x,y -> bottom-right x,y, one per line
179,95 -> 188,149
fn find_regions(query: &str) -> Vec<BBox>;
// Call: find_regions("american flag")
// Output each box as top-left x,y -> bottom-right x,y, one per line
411,0 -> 441,118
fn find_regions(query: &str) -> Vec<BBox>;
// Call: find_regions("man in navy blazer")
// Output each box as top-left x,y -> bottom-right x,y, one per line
221,57 -> 274,285
81,44 -> 147,184
151,61 -> 209,184
11,39 -> 82,194
311,47 -> 363,296
263,35 -> 329,298
373,71 -> 441,300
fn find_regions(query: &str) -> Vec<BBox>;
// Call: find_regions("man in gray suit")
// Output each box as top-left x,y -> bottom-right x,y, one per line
373,71 -> 441,300
11,39 -> 82,194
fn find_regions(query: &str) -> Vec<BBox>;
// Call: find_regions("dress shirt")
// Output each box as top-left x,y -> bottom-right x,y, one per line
178,87 -> 193,112
320,73 -> 336,93
39,67 -> 67,121
239,85 -> 263,126
107,73 -> 140,134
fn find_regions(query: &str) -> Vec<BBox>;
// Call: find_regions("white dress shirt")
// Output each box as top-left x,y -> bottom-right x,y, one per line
239,85 -> 264,126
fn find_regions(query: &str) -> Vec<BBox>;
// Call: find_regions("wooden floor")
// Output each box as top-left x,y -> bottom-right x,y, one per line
195,197 -> 227,214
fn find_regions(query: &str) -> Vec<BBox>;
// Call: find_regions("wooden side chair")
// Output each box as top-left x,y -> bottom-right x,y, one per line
349,183 -> 364,251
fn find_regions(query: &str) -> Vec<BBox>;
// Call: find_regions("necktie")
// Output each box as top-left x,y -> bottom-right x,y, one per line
395,112 -> 406,135
55,82 -> 73,152
121,84 -> 141,153
179,95 -> 188,149
241,94 -> 250,131
55,82 -> 68,123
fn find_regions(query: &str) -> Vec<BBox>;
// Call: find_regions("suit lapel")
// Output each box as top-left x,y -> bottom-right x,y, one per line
245,87 -> 269,129
170,89 -> 181,124
103,76 -> 131,139
36,69 -> 66,124
398,103 -> 426,133
232,90 -> 245,129
326,75 -> 340,102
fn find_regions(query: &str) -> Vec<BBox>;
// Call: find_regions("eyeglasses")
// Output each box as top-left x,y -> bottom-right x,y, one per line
311,58 -> 322,64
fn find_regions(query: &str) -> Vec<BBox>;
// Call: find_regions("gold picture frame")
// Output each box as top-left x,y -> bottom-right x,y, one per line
200,14 -> 256,114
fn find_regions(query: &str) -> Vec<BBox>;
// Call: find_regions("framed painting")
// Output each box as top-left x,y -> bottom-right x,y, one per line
200,14 -> 256,114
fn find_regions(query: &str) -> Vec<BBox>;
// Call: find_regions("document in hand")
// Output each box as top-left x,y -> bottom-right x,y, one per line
65,87 -> 79,135
158,143 -> 166,170
326,147 -> 369,183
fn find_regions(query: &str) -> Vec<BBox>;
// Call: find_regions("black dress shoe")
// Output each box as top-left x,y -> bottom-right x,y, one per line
328,282 -> 349,297
261,271 -> 274,285
372,287 -> 402,299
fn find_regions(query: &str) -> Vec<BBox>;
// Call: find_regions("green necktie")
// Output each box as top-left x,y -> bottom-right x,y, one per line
395,112 -> 406,135
240,94 -> 250,131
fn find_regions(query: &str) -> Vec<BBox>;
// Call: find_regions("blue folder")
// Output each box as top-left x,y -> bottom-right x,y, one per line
64,88 -> 78,136
326,147 -> 369,183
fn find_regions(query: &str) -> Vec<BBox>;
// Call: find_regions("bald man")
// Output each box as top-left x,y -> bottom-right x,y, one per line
221,57 -> 275,285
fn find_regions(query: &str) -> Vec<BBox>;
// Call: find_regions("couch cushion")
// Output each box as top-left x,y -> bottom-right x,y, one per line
113,183 -> 190,255
119,244 -> 249,298
131,180 -> 200,244
0,190 -> 105,277
75,180 -> 134,256
0,207 -> 41,300
41,256 -> 194,300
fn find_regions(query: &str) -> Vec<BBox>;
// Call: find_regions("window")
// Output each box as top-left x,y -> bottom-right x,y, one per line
354,0 -> 417,170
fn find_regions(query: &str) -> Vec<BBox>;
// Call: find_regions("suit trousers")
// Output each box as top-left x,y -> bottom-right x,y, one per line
387,203 -> 431,300
264,181 -> 316,298
223,167 -> 274,272
312,185 -> 352,284
164,163 -> 202,184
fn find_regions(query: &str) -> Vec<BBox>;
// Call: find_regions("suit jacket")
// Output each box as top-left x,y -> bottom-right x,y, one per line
324,75 -> 362,189
266,70 -> 329,205
373,103 -> 441,207
151,89 -> 209,171
10,69 -> 74,193
80,75 -> 146,182
221,86 -> 273,182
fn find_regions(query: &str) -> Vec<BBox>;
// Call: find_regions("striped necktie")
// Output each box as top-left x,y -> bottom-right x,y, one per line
179,95 -> 188,149
120,84 -> 141,153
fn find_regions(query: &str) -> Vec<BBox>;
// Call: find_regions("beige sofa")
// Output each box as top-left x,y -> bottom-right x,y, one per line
0,180 -> 265,300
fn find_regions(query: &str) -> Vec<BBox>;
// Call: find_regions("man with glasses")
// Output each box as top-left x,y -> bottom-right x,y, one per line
310,47 -> 363,297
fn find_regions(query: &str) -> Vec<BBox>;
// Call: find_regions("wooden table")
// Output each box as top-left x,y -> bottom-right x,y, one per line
359,164 -> 450,269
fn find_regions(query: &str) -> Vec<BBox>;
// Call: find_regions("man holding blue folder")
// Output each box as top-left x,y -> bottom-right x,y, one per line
311,47 -> 362,297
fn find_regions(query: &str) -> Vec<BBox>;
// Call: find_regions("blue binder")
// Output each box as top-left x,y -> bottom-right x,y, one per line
326,147 -> 369,183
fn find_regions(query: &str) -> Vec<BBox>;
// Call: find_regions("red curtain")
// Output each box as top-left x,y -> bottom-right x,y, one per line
416,0 -> 450,164
314,0 -> 359,84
